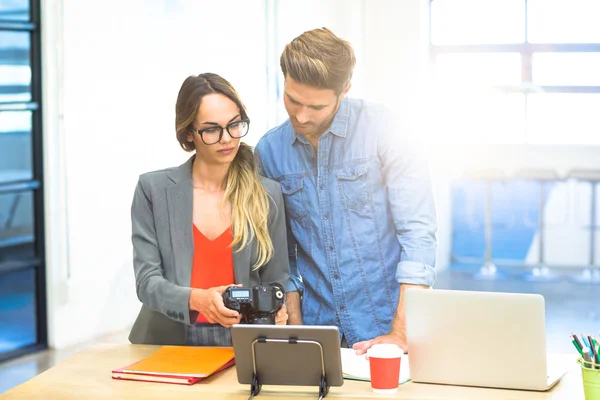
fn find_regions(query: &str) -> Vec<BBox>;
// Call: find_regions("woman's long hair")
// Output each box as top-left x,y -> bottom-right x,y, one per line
175,73 -> 273,269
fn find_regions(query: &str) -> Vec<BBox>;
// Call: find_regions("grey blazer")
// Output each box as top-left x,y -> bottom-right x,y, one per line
128,155 -> 293,345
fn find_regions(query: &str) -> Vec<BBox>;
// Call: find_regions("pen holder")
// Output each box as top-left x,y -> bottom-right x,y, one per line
578,357 -> 600,400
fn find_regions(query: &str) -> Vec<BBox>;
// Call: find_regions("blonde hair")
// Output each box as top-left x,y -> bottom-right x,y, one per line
175,73 -> 273,268
280,27 -> 356,95
225,143 -> 273,268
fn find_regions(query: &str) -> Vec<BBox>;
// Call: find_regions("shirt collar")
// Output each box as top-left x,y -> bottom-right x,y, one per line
289,98 -> 350,146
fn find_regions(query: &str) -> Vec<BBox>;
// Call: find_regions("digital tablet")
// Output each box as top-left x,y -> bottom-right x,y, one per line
231,325 -> 344,387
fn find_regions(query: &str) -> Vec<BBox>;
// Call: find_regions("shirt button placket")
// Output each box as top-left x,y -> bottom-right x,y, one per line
319,138 -> 346,330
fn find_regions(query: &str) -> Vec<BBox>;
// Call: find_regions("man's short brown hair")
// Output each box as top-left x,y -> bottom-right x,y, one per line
280,27 -> 356,95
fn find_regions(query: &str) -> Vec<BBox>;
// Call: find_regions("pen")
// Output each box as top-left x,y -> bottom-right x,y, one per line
571,335 -> 583,356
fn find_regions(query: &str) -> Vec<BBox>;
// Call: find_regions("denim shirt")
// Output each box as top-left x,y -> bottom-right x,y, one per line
255,98 -> 437,346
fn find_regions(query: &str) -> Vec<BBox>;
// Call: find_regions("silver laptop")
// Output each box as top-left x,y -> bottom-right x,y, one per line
405,288 -> 568,391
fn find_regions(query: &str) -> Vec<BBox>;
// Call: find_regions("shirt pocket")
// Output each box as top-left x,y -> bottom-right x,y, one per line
279,176 -> 308,220
334,164 -> 370,211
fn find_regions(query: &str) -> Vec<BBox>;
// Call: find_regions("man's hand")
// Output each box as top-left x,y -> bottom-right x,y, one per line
189,285 -> 241,328
352,283 -> 429,355
284,291 -> 303,325
275,304 -> 288,325
352,333 -> 407,355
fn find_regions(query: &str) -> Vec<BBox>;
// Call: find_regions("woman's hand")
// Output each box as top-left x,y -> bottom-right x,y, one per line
275,304 -> 289,325
189,285 -> 241,328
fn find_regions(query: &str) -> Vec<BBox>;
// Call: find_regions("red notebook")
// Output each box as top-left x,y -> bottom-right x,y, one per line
111,346 -> 235,385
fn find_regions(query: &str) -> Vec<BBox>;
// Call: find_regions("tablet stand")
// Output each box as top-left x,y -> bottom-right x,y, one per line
247,336 -> 330,400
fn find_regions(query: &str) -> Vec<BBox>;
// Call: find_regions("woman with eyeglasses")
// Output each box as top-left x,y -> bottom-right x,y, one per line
128,73 -> 300,346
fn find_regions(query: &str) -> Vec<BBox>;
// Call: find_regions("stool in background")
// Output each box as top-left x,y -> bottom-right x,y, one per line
568,169 -> 600,283
463,168 -> 508,280
514,168 -> 561,282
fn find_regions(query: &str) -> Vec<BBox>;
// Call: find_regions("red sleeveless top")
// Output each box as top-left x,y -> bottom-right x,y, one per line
191,224 -> 235,324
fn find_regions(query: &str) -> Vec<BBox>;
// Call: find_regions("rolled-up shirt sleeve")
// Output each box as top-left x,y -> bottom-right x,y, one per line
377,111 -> 438,287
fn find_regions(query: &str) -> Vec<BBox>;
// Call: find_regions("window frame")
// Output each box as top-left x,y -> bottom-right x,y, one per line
429,0 -> 600,143
0,0 -> 48,363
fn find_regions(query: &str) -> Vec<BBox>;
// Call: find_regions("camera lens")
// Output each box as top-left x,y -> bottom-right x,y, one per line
275,290 -> 283,299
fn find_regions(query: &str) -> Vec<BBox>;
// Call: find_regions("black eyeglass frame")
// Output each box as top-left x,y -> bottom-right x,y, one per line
190,119 -> 251,145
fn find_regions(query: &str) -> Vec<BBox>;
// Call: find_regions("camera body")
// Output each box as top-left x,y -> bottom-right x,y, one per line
222,283 -> 285,325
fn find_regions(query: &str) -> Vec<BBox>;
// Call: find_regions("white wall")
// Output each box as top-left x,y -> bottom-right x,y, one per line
42,0 -> 447,349
43,0 -> 271,349
42,0 -> 600,349
41,0 -> 454,349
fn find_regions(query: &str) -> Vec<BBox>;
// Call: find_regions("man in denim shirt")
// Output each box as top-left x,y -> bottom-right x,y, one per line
255,28 -> 437,353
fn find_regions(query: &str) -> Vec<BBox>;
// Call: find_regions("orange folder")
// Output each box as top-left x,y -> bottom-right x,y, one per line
111,346 -> 235,385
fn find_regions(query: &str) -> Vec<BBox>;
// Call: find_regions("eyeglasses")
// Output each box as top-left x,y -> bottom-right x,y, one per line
191,119 -> 250,145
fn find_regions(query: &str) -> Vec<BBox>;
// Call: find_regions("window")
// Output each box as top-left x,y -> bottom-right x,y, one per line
430,0 -> 600,144
0,269 -> 38,355
0,0 -> 30,22
431,0 -> 525,45
0,0 -> 47,363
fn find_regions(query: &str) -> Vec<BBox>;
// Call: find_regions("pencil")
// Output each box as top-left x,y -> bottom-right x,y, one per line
593,338 -> 600,369
587,335 -> 595,356
583,347 -> 593,369
571,335 -> 583,356
573,333 -> 584,352
582,334 -> 591,349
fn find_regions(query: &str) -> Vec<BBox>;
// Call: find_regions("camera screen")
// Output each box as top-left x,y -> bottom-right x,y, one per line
232,289 -> 251,298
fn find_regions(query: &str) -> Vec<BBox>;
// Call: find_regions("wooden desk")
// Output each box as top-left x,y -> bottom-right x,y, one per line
2,344 -> 584,400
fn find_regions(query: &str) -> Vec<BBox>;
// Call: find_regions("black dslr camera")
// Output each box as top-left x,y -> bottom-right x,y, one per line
222,283 -> 285,325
